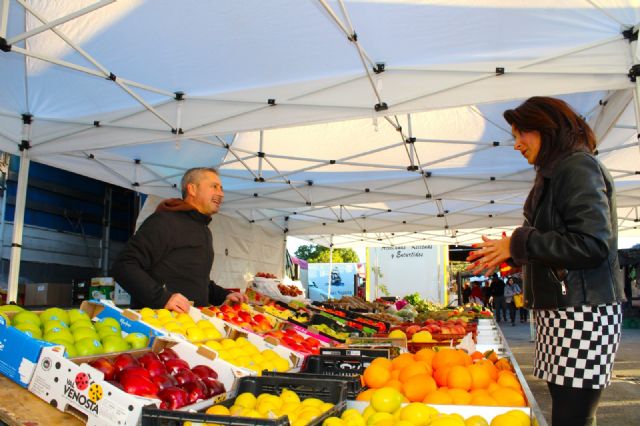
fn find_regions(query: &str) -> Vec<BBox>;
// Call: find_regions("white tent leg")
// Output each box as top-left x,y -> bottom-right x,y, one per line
7,149 -> 30,303
328,235 -> 333,300
0,0 -> 9,38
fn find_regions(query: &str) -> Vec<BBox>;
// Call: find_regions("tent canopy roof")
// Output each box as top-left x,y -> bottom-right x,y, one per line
1,0 -> 639,247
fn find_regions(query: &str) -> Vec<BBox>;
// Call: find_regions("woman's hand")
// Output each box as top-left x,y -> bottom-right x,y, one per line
466,234 -> 512,275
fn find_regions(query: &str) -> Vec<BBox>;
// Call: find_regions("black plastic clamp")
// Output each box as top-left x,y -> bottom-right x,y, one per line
171,128 -> 184,135
268,99 -> 276,106
496,67 -> 505,75
174,91 -> 184,101
373,62 -> 385,74
107,72 -> 117,81
623,27 -> 638,42
492,141 -> 500,147
93,120 -> 101,127
628,64 -> 640,82
22,114 -> 33,125
257,152 -> 265,158
19,140 -> 30,151
407,165 -> 419,171
374,102 -> 388,112
132,182 -> 140,187
134,159 -> 141,164
405,137 -> 416,144
0,36 -> 11,52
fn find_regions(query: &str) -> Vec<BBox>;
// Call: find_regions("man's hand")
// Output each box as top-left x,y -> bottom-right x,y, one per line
466,234 -> 512,275
164,293 -> 191,313
225,291 -> 248,304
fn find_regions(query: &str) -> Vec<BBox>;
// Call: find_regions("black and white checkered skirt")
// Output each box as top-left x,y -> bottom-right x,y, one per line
533,303 -> 622,389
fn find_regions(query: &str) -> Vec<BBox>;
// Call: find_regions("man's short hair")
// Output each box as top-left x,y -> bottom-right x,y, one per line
181,167 -> 219,199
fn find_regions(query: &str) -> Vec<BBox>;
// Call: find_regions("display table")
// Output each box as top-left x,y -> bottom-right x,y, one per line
0,375 -> 82,426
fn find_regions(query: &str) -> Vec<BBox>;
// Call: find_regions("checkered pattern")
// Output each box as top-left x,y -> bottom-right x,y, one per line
533,303 -> 622,389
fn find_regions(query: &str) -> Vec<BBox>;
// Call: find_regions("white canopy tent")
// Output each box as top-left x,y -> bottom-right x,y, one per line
1,1 -> 640,302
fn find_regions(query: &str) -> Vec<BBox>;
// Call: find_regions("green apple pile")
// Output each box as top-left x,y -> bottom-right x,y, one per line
2,305 -> 149,357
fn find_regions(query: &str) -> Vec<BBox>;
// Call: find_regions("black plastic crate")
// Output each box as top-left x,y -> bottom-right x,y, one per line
262,371 -> 363,400
301,354 -> 373,376
141,375 -> 347,426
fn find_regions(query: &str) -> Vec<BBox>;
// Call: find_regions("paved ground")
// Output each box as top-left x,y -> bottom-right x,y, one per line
500,319 -> 640,426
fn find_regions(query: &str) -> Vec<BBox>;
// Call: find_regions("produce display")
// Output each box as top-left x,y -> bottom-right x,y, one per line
322,389 -> 529,425
205,303 -> 276,332
358,348 -> 525,407
203,388 -> 336,423
138,307 -> 222,341
2,305 -> 149,357
0,289 -> 539,426
88,347 -> 225,408
202,336 -> 290,374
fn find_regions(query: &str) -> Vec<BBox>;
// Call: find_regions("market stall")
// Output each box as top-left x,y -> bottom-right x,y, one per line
0,284 -> 548,426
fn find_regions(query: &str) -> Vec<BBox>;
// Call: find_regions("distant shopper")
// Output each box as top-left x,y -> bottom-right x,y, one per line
490,274 -> 506,322
467,96 -> 624,426
470,282 -> 483,305
462,281 -> 472,304
503,277 -> 521,326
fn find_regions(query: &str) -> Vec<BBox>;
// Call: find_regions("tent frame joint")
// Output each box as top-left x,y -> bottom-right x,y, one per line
174,91 -> 184,101
496,67 -> 505,75
628,64 -> 640,82
622,27 -> 638,42
19,140 -> 30,151
373,62 -> 385,74
374,102 -> 388,112
0,36 -> 10,52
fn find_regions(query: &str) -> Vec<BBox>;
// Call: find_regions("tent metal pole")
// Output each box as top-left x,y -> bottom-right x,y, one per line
0,0 -> 9,38
328,235 -> 333,300
258,131 -> 264,179
10,0 -> 114,45
7,148 -> 30,303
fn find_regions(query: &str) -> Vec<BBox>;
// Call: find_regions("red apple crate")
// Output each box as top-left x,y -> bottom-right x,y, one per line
140,375 -> 347,426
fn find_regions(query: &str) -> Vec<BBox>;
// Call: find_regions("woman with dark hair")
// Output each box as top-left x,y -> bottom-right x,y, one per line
467,96 -> 624,426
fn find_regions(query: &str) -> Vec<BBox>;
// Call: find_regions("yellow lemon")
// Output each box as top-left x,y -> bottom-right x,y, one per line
280,388 -> 301,405
412,330 -> 433,343
272,357 -> 290,372
366,412 -> 394,426
323,418 -> 347,426
204,328 -> 222,339
220,338 -> 236,348
370,387 -> 403,413
235,392 -> 257,409
301,397 -> 324,407
205,405 -> 230,415
156,309 -> 171,318
235,336 -> 251,346
341,408 -> 361,420
400,402 -> 438,424
139,307 -> 156,318
205,340 -> 222,350
465,415 -> 489,426
362,406 -> 376,421
388,329 -> 407,339
196,319 -> 215,329
261,349 -> 278,359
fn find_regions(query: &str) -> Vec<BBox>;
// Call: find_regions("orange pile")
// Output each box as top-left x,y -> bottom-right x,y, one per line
358,348 -> 526,407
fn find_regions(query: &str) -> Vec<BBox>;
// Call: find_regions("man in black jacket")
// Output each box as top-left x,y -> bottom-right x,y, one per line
112,167 -> 247,312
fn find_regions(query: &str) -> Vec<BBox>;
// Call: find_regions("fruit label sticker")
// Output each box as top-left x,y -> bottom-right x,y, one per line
64,375 -> 99,414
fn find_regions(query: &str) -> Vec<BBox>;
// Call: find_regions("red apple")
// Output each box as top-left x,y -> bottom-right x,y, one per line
113,353 -> 139,373
181,378 -> 207,404
158,386 -> 189,409
151,373 -> 179,391
89,358 -> 116,381
120,374 -> 159,397
157,348 -> 179,363
117,366 -> 151,382
191,365 -> 218,380
173,368 -> 198,386
145,359 -> 167,378
200,377 -> 226,398
106,380 -> 124,391
138,352 -> 161,365
164,358 -> 190,375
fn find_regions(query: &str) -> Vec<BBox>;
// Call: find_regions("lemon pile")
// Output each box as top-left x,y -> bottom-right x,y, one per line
139,308 -> 222,342
203,337 -> 290,374
205,389 -> 334,426
321,387 -> 530,426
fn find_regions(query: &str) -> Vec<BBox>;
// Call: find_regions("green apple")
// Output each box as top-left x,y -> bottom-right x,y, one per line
44,327 -> 75,343
101,335 -> 130,353
95,317 -> 121,331
75,337 -> 104,356
68,309 -> 91,324
0,305 -> 24,313
97,326 -> 120,340
70,319 -> 95,331
12,310 -> 42,327
124,332 -> 149,349
72,327 -> 99,341
43,320 -> 69,334
15,323 -> 43,339
40,307 -> 69,324
0,311 -> 11,326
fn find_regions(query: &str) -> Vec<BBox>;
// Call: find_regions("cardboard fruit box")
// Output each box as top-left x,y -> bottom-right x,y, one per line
28,338 -> 237,426
0,300 -> 162,388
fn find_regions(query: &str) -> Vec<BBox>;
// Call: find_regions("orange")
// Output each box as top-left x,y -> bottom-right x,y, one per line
486,382 -> 500,393
470,351 -> 484,362
371,357 -> 393,370
399,362 -> 429,383
447,365 -> 472,391
402,374 -> 436,402
483,350 -> 498,363
384,379 -> 403,391
433,365 -> 451,387
470,390 -> 498,406
476,359 -> 499,381
497,372 -> 521,392
391,353 -> 415,370
363,364 -> 391,388
390,369 -> 401,380
432,349 -> 465,371
491,387 -> 526,407
356,388 -> 375,401
448,388 -> 472,405
494,358 -> 512,372
423,389 -> 453,405
468,364 -> 492,390
414,348 -> 436,364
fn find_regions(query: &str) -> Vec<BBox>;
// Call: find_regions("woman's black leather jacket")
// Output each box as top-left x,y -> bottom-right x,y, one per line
510,152 -> 624,309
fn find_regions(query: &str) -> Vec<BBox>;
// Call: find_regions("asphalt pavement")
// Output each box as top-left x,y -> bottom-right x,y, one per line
500,318 -> 640,426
